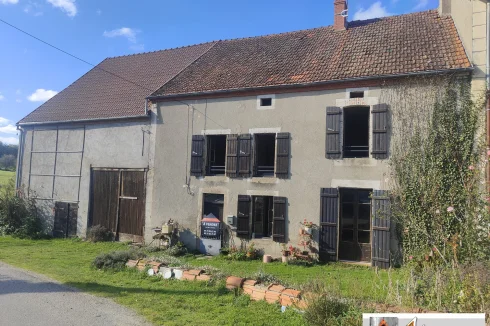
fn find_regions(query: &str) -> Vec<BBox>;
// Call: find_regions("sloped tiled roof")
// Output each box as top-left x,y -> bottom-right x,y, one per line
18,42 -> 216,124
152,10 -> 470,97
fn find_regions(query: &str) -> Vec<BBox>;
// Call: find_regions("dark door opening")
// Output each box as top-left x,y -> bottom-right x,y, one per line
254,134 -> 276,177
207,135 -> 226,175
203,193 -> 224,221
343,107 -> 369,158
252,196 -> 273,237
339,188 -> 372,262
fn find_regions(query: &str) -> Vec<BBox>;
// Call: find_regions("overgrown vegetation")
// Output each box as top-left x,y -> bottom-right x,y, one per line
92,249 -> 146,270
0,180 -> 45,239
385,77 -> 490,313
86,225 -> 114,242
303,296 -> 363,326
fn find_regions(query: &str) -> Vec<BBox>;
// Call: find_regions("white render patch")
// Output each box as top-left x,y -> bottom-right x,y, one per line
331,179 -> 381,190
201,129 -> 231,135
249,127 -> 281,134
336,97 -> 379,107
257,94 -> 275,110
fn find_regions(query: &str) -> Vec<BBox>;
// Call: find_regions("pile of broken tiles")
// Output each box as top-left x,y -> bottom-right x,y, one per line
125,259 -> 211,281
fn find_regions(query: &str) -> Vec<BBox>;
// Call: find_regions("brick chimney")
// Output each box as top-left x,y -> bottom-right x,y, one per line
334,0 -> 348,31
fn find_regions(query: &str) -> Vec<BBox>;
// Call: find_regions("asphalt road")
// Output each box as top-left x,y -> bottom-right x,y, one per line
0,261 -> 151,326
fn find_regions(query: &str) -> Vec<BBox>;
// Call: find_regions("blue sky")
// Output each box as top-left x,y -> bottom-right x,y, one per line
0,0 -> 438,145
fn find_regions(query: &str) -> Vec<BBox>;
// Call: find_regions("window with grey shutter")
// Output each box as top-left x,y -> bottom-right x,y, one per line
272,197 -> 287,243
226,134 -> 238,178
275,132 -> 290,179
237,195 -> 251,237
371,104 -> 389,159
190,135 -> 205,177
372,190 -> 391,269
238,134 -> 252,177
326,107 -> 342,159
319,188 -> 338,261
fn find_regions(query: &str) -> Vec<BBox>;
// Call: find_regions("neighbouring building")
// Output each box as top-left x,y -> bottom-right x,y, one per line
16,0 -> 488,267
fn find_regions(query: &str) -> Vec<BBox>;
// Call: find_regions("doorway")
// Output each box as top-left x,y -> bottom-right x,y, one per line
338,188 -> 372,262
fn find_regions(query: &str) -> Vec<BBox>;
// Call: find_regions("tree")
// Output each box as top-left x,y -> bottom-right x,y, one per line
0,154 -> 16,171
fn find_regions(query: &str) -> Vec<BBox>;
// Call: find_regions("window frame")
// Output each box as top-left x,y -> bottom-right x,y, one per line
253,133 -> 277,178
256,94 -> 276,110
205,135 -> 227,176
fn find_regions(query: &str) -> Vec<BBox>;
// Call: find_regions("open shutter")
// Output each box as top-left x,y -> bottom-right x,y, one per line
272,197 -> 287,243
326,107 -> 342,159
372,190 -> 391,269
226,134 -> 238,178
319,188 -> 338,261
371,104 -> 389,159
238,134 -> 252,177
190,135 -> 205,177
275,133 -> 290,179
237,195 -> 251,237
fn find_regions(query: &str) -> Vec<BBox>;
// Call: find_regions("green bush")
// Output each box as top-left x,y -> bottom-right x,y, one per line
92,249 -> 146,270
164,241 -> 187,257
303,296 -> 362,326
86,225 -> 114,242
0,180 -> 45,239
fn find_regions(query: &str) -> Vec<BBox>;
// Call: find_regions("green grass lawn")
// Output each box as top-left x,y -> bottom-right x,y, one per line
0,170 -> 15,185
0,237 -> 305,326
0,237 -> 407,325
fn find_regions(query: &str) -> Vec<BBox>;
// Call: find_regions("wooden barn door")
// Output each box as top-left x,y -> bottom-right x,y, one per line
90,169 -> 146,242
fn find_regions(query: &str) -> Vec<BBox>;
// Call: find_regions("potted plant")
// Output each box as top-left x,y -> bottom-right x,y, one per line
302,219 -> 314,235
246,242 -> 257,259
280,244 -> 289,263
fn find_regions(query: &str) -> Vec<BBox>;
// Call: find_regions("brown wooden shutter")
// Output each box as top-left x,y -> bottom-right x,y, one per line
319,188 -> 338,261
238,134 -> 252,177
326,107 -> 342,159
53,201 -> 69,238
372,190 -> 391,269
226,134 -> 238,178
67,204 -> 78,237
272,197 -> 287,243
275,132 -> 290,179
237,195 -> 251,237
190,135 -> 205,176
371,104 -> 389,159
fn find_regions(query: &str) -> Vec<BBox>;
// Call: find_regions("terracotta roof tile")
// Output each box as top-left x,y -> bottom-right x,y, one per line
18,42 -> 216,124
153,10 -> 470,97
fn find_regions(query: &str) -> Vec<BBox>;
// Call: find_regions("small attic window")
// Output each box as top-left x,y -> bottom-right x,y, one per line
257,95 -> 275,110
260,98 -> 272,107
350,91 -> 364,99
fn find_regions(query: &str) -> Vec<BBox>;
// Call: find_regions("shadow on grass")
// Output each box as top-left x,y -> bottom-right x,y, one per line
65,281 -> 218,297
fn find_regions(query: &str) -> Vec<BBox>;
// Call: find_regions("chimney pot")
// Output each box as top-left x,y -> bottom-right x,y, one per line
334,0 -> 348,31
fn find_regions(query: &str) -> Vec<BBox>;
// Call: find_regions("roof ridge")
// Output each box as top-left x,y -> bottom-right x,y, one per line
105,40 -> 219,59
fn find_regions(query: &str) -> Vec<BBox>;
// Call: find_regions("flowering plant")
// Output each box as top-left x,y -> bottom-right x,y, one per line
301,219 -> 314,228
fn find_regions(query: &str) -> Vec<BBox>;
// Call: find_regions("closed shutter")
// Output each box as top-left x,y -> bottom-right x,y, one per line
319,188 -> 338,261
53,201 -> 69,238
237,195 -> 251,237
272,197 -> 287,243
371,104 -> 389,159
190,135 -> 205,177
67,204 -> 78,237
238,134 -> 252,177
372,190 -> 391,269
326,107 -> 342,159
275,133 -> 290,179
226,134 -> 238,178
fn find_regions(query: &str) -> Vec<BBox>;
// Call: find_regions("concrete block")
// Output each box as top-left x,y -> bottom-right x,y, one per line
173,268 -> 184,280
262,255 -> 272,263
159,267 -> 173,279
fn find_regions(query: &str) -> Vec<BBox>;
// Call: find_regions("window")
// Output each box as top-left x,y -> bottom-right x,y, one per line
260,97 -> 272,107
254,133 -> 276,177
252,196 -> 273,238
343,107 -> 369,158
349,91 -> 364,98
203,193 -> 224,220
236,195 -> 287,242
206,135 -> 226,175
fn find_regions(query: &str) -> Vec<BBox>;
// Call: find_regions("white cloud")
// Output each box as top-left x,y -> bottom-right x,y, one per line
96,8 -> 101,15
27,89 -> 58,102
353,1 -> 393,21
103,27 -> 139,43
16,99 -> 22,103
0,124 -> 18,134
0,0 -> 19,5
0,136 -> 18,145
0,117 -> 9,125
0,95 -> 4,101
24,2 -> 44,16
413,0 -> 429,10
15,89 -> 21,95
46,0 -> 77,17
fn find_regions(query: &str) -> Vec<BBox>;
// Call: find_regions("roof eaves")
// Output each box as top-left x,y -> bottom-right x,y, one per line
17,114 -> 150,127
